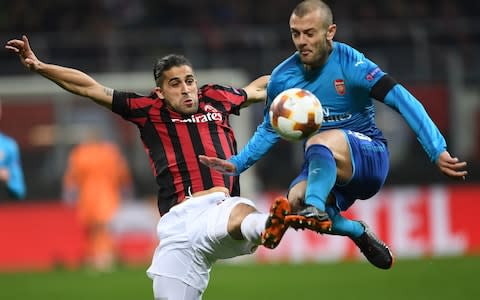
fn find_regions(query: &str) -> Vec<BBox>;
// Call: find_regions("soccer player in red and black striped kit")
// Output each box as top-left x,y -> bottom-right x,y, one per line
6,35 -> 313,300
117,64 -> 246,215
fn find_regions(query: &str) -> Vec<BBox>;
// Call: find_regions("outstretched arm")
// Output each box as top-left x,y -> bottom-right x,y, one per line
200,75 -> 277,174
228,118 -> 280,174
381,83 -> 467,180
242,75 -> 270,107
198,155 -> 237,174
5,35 -> 113,109
200,112 -> 280,175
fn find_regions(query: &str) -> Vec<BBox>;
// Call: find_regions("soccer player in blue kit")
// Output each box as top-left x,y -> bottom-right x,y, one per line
200,0 -> 468,270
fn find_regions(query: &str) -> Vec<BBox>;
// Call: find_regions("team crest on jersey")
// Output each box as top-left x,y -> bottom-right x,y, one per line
334,79 -> 346,95
203,104 -> 219,113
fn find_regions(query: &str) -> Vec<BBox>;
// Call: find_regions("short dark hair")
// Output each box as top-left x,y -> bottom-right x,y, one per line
293,0 -> 333,27
153,54 -> 193,86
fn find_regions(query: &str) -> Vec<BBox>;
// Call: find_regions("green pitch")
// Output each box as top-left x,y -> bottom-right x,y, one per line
0,256 -> 478,300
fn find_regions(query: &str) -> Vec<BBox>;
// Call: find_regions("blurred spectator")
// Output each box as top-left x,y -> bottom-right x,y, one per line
63,125 -> 133,271
0,99 -> 26,200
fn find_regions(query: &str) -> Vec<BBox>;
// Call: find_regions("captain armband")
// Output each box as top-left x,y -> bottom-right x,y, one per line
370,75 -> 397,102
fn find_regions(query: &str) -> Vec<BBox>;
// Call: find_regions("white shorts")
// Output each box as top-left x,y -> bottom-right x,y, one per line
146,192 -> 258,293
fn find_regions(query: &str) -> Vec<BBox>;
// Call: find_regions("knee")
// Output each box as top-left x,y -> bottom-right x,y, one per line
228,203 -> 256,240
305,130 -> 348,161
305,130 -> 336,149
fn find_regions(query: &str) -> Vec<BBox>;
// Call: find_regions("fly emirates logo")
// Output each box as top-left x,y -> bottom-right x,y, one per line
322,107 -> 352,123
172,112 -> 223,123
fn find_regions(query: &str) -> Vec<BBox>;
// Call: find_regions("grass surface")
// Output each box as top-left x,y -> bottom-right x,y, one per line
0,256 -> 478,299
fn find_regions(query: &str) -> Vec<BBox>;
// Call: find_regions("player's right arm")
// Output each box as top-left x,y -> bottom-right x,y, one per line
5,35 -> 113,110
199,81 -> 281,175
241,75 -> 270,107
226,75 -> 284,174
199,94 -> 280,175
228,115 -> 280,174
199,75 -> 281,175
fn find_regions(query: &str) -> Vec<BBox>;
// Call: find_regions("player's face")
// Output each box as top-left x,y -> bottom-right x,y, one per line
156,65 -> 199,114
290,9 -> 336,68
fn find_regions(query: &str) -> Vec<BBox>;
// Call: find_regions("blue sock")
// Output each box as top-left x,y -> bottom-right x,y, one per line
304,144 -> 336,211
325,205 -> 364,238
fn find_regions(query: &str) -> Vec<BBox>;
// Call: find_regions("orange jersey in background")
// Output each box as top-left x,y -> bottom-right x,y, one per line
63,141 -> 132,225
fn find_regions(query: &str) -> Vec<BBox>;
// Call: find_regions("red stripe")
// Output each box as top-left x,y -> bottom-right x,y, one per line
203,85 -> 246,109
176,124 -> 205,193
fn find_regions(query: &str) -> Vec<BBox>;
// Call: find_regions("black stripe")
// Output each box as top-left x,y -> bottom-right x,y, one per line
223,120 -> 236,156
187,122 -> 213,189
370,75 -> 398,102
208,120 -> 229,189
141,114 -> 177,215
222,124 -> 240,196
117,99 -> 178,214
201,84 -> 245,114
129,105 -> 151,118
231,176 -> 240,197
161,109 -> 191,200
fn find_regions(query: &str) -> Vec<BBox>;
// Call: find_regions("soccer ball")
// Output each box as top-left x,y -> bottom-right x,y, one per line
269,88 -> 323,141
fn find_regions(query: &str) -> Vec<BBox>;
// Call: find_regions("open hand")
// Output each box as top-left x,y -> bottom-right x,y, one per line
198,155 -> 237,175
5,35 -> 41,70
436,151 -> 468,180
0,168 -> 9,182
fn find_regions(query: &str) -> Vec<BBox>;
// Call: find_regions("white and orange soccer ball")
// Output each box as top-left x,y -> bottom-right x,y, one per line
269,88 -> 323,141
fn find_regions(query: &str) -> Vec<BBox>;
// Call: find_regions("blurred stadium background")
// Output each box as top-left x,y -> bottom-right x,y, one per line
0,0 -> 479,299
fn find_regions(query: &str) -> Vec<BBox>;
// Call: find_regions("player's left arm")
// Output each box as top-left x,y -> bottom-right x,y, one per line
241,75 -> 270,107
371,75 -> 468,180
6,35 -> 114,110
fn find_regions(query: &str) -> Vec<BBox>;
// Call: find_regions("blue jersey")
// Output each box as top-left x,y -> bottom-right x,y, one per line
268,42 -> 386,141
0,132 -> 26,199
230,42 -> 446,173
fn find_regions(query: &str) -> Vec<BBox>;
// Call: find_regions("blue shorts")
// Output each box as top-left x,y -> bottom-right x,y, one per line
289,130 -> 389,211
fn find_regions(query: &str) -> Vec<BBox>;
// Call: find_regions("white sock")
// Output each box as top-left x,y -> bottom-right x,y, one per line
240,212 -> 268,244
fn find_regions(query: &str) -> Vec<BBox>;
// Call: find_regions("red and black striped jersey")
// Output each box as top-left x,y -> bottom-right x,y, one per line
112,84 -> 247,215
